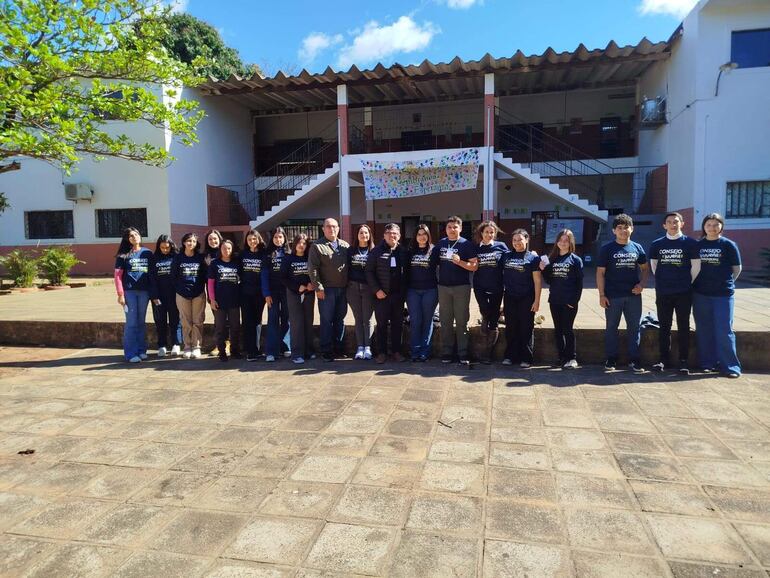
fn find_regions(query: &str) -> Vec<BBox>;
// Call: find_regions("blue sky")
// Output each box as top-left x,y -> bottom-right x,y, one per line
178,0 -> 697,77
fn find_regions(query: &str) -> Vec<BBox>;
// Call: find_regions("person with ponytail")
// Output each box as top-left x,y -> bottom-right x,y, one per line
261,227 -> 290,362
150,235 -> 182,357
114,227 -> 155,363
240,229 -> 266,361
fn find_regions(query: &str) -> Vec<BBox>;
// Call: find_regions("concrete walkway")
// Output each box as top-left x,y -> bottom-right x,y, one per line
0,346 -> 768,576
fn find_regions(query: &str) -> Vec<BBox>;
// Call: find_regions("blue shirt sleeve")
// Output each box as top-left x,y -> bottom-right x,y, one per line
728,239 -> 741,266
636,242 -> 648,265
597,244 -> 609,268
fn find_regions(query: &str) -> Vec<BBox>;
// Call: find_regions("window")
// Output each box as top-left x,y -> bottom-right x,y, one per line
726,181 -> 770,218
25,210 -> 74,239
731,28 -> 770,69
96,208 -> 148,237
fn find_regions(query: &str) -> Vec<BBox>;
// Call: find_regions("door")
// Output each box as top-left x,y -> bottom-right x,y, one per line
531,211 -> 558,254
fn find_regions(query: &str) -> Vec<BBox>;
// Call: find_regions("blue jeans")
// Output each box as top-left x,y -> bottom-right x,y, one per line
604,294 -> 642,361
318,287 -> 347,354
693,292 -> 741,375
407,288 -> 438,358
123,290 -> 150,360
266,289 -> 289,357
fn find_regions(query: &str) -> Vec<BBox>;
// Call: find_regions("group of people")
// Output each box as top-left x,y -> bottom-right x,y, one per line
113,211 -> 742,377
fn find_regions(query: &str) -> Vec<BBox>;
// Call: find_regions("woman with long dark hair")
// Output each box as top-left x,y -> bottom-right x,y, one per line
540,229 -> 583,369
172,232 -> 207,359
204,229 -> 223,264
405,224 -> 439,361
347,224 -> 375,360
501,229 -> 542,368
114,227 -> 155,363
261,226 -> 290,362
150,234 -> 182,357
473,220 -> 507,363
692,213 -> 742,378
240,228 -> 266,361
208,239 -> 241,361
282,233 -> 316,364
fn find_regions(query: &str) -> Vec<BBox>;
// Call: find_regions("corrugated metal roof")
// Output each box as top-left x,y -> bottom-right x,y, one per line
201,37 -> 676,114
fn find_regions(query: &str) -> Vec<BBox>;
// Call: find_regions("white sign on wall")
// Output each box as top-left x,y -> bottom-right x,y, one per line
545,219 -> 584,244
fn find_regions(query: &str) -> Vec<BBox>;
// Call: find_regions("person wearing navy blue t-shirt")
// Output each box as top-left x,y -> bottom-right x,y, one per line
501,229 -> 542,367
692,213 -> 742,378
437,216 -> 478,365
208,240 -> 241,361
541,229 -> 583,368
649,212 -> 701,374
473,221 -> 508,363
172,233 -> 207,359
405,224 -> 439,361
596,214 -> 649,372
261,227 -> 290,362
149,234 -> 182,357
114,227 -> 155,363
281,233 -> 316,364
240,229 -> 266,361
347,225 -> 375,360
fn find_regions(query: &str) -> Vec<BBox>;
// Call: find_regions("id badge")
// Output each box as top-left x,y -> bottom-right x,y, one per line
390,256 -> 396,267
445,248 -> 456,260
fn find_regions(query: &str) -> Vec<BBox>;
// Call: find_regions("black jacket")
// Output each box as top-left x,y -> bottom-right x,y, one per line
365,240 -> 406,295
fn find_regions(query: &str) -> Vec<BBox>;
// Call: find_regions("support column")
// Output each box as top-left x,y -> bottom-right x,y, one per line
337,85 -> 351,241
482,147 -> 496,221
483,73 -> 495,148
482,73 -> 496,221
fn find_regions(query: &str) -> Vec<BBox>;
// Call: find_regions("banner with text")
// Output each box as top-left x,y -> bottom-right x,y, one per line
361,148 -> 480,200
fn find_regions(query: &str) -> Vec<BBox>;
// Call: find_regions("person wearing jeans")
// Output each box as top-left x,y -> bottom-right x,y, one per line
262,227 -> 289,362
692,213 -> 742,378
347,225 -> 375,360
308,218 -> 351,361
436,216 -> 478,365
405,224 -> 439,361
649,212 -> 701,374
596,213 -> 649,372
114,227 -> 155,363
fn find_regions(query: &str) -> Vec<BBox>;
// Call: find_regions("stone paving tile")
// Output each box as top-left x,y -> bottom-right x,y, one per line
703,486 -> 770,523
551,448 -> 621,478
490,425 -> 546,445
564,507 -> 656,555
629,480 -> 717,517
224,517 -> 322,565
428,440 -> 486,464
368,436 -> 429,461
290,454 -> 360,483
204,560 -> 294,577
24,543 -> 130,578
388,532 -> 479,577
571,550 -> 669,578
667,561 -> 768,578
406,494 -> 483,534
0,536 -> 58,577
129,471 -> 218,506
615,453 -> 690,482
555,473 -> 635,509
682,458 -> 769,487
112,551 -> 211,578
82,503 -> 177,547
419,460 -> 485,495
329,485 -> 411,526
9,497 -> 117,539
733,523 -> 770,566
483,539 -> 572,577
0,492 -> 51,531
194,477 -> 277,512
258,481 -> 342,518
152,509 -> 249,557
304,522 -> 397,575
485,498 -> 566,544
489,441 -> 551,470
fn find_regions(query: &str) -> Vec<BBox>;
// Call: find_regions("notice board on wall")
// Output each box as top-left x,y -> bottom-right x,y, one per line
545,219 -> 584,244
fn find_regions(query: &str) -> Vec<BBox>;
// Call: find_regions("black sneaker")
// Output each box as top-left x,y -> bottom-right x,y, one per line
678,361 -> 690,375
604,358 -> 617,371
459,358 -> 471,366
218,352 -> 228,363
441,355 -> 454,364
629,361 -> 645,374
322,352 -> 335,362
652,361 -> 665,372
246,354 -> 258,362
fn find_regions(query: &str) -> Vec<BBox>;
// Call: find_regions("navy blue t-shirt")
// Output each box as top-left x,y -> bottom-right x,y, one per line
474,241 -> 507,292
281,253 -> 311,294
348,247 -> 370,284
239,249 -> 263,297
437,237 -> 477,286
649,235 -> 699,295
116,248 -> 153,292
261,247 -> 286,297
693,237 -> 741,297
407,245 -> 438,290
152,254 -> 175,297
172,253 -> 206,299
544,252 -> 584,305
208,258 -> 240,309
502,250 -> 541,297
597,240 -> 647,298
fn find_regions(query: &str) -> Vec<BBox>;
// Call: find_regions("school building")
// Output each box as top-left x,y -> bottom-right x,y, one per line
1,0 -> 768,274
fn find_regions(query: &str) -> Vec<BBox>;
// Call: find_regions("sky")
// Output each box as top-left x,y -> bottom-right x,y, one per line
175,0 -> 699,77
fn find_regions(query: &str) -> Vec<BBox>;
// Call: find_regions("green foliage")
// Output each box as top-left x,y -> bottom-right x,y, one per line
157,13 -> 259,80
0,249 -> 39,287
0,0 -> 205,175
38,246 -> 83,285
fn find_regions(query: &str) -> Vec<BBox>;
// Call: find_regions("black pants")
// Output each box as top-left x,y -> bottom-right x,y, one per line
504,293 -> 535,363
214,306 -> 240,353
374,292 -> 404,355
287,291 -> 315,358
475,289 -> 503,331
240,293 -> 265,356
656,291 -> 692,364
151,294 -> 181,348
550,303 -> 578,362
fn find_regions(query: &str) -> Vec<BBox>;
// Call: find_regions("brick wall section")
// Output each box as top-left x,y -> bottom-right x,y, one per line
638,164 -> 668,214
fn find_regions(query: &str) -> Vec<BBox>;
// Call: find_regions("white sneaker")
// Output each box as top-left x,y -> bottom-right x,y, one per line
354,346 -> 365,360
292,357 -> 305,364
502,358 -> 513,366
182,349 -> 192,359
266,355 -> 276,362
191,348 -> 202,359
563,359 -> 578,369
283,350 -> 292,358
128,356 -> 141,363
520,362 -> 531,368
157,347 -> 167,358
139,353 -> 148,360
170,344 -> 181,356
363,346 -> 373,360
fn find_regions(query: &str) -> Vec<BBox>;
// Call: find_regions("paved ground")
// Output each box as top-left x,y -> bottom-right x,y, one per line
0,346 -> 768,577
1,281 -> 769,331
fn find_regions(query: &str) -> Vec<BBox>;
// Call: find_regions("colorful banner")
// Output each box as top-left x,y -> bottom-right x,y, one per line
361,148 -> 480,200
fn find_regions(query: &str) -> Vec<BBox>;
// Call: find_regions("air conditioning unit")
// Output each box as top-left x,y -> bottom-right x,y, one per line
64,183 -> 94,201
639,96 -> 667,129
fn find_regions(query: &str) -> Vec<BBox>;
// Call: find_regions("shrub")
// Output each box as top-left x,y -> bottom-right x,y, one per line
0,249 -> 39,288
38,246 -> 84,286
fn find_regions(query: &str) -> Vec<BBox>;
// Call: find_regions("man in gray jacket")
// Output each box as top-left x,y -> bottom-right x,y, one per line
308,217 -> 351,360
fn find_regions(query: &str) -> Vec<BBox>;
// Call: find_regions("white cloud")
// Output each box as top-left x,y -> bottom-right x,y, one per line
336,16 -> 439,70
638,0 -> 698,18
298,32 -> 344,64
168,0 -> 189,14
440,0 -> 482,8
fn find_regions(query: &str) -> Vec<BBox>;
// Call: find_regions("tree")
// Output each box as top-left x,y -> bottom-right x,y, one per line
158,13 -> 259,80
0,0 -> 206,179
